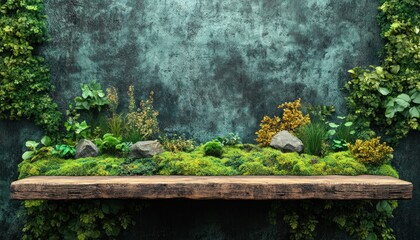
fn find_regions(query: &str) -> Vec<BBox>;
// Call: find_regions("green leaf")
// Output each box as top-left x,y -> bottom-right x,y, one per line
395,99 -> 410,108
367,232 -> 378,240
25,141 -> 39,149
22,151 -> 34,160
390,65 -> 400,74
378,87 -> 390,96
397,93 -> 411,102
409,107 -> 419,118
385,107 -> 395,118
327,130 -> 336,136
344,122 -> 353,127
411,92 -> 420,104
329,123 -> 339,128
337,116 -> 346,120
41,136 -> 51,146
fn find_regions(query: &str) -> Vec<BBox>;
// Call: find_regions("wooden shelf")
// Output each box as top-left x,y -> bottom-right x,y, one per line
10,175 -> 413,200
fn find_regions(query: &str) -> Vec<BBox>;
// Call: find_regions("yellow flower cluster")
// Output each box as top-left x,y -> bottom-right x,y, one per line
348,137 -> 394,165
256,98 -> 310,146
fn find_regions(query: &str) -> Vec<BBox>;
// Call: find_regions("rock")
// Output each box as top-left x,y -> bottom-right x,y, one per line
75,139 -> 99,159
129,140 -> 164,158
270,131 -> 304,153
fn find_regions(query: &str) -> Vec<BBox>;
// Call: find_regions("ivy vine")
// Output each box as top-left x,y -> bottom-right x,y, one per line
0,0 -> 61,134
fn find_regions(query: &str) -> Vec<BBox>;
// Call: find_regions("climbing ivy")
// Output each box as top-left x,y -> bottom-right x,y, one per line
0,0 -> 61,134
346,0 -> 420,144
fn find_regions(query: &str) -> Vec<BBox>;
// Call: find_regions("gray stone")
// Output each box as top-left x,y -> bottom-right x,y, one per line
270,131 -> 304,153
129,140 -> 164,158
75,139 -> 99,159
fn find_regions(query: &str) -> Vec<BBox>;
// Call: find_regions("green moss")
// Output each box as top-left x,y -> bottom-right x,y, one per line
18,145 -> 399,179
368,164 -> 399,178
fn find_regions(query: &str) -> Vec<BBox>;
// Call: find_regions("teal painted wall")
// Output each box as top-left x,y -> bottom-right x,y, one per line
1,0 -> 419,239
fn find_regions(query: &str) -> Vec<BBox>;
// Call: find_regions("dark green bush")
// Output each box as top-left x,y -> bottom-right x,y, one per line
203,140 -> 223,158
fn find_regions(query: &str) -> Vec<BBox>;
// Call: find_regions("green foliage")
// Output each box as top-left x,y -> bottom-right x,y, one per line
159,134 -> 195,152
327,116 -> 356,151
22,136 -> 53,162
203,140 -> 224,158
348,137 -> 394,165
346,0 -> 420,143
18,145 -> 400,239
74,81 -> 108,111
297,123 -> 328,156
383,89 -> 420,119
214,133 -> 242,146
119,158 -> 158,176
22,200 -> 142,240
0,0 -> 61,134
94,133 -> 129,155
53,144 -> 75,159
271,200 -> 397,240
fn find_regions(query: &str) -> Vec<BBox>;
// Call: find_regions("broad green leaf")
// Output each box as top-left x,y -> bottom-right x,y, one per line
367,233 -> 378,240
409,107 -> 419,118
378,87 -> 390,96
395,99 -> 410,108
337,116 -> 346,120
41,136 -> 51,146
390,65 -> 400,74
22,151 -> 34,160
385,107 -> 395,118
327,130 -> 336,136
411,92 -> 420,104
385,99 -> 395,107
25,141 -> 39,149
329,123 -> 339,128
344,122 -> 353,127
397,93 -> 411,102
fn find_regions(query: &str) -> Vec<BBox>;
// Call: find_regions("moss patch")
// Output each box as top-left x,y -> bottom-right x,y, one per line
18,144 -> 398,179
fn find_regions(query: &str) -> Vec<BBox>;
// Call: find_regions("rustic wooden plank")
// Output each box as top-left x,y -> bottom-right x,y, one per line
10,175 -> 413,200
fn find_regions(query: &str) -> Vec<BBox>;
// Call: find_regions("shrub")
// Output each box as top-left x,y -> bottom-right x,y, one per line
160,134 -> 195,152
348,137 -> 394,165
214,133 -> 241,146
203,141 -> 223,158
256,98 -> 310,146
125,86 -> 159,141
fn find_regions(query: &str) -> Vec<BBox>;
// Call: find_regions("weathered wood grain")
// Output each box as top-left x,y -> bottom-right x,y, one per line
10,175 -> 413,200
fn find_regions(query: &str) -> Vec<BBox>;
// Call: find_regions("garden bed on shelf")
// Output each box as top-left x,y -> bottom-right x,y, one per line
13,144 -> 412,200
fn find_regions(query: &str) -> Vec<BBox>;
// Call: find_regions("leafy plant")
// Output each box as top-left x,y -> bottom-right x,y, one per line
327,116 -> 356,151
297,123 -> 328,156
126,86 -> 160,141
214,133 -> 241,146
22,136 -> 53,162
95,133 -> 123,154
0,0 -> 61,135
74,81 -> 108,111
160,134 -> 195,152
256,98 -> 311,146
348,137 -> 394,165
203,140 -> 223,158
346,0 -> 420,143
382,89 -> 420,119
53,144 -> 76,159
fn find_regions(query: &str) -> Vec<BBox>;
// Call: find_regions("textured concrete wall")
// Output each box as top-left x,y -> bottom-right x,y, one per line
42,0 -> 381,141
1,0 -> 419,239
